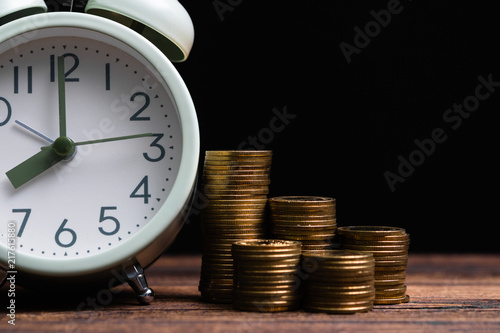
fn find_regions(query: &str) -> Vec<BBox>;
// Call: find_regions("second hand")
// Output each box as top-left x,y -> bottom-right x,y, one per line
15,120 -> 54,143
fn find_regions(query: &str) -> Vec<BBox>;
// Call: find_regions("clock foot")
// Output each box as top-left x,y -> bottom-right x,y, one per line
122,262 -> 155,305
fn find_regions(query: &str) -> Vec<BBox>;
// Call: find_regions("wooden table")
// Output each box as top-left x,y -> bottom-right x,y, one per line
2,254 -> 500,332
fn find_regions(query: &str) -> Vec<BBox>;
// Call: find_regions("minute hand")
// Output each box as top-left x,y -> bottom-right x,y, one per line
74,133 -> 153,146
40,133 -> 154,150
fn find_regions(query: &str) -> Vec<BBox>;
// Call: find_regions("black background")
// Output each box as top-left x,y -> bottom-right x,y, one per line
167,0 -> 498,254
49,1 -> 498,253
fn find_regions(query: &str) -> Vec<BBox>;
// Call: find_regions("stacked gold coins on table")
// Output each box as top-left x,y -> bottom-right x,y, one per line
301,250 -> 376,314
198,150 -> 273,303
232,239 -> 302,312
337,226 -> 410,304
268,196 -> 337,252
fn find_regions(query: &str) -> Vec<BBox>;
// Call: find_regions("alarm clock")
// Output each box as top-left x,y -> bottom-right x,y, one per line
0,0 -> 199,304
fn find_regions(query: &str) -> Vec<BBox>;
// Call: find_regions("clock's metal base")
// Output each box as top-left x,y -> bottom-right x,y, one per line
122,261 -> 155,305
0,260 -> 154,305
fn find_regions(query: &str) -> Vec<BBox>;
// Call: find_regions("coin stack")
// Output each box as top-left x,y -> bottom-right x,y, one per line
337,226 -> 410,304
302,250 -> 375,314
232,239 -> 302,312
268,196 -> 337,252
198,150 -> 273,303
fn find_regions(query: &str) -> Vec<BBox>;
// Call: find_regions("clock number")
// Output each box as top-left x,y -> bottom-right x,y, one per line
50,54 -> 80,82
12,209 -> 31,237
144,134 -> 166,162
14,66 -> 33,94
55,219 -> 77,248
130,176 -> 151,204
99,206 -> 120,236
130,92 -> 151,121
0,97 -> 12,126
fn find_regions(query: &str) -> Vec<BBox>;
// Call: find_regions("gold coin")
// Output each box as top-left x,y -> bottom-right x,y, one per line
337,226 -> 407,242
374,278 -> 406,286
233,252 -> 302,260
304,300 -> 373,314
206,150 -> 272,156
300,245 -> 336,252
305,288 -> 375,298
276,231 -> 335,241
234,260 -> 301,269
271,226 -> 337,234
269,196 -> 335,205
203,175 -> 271,184
203,173 -> 270,180
270,208 -> 336,216
202,206 -> 267,213
204,160 -> 272,168
204,190 -> 270,197
233,239 -> 302,249
344,244 -> 409,251
342,239 -> 410,247
203,166 -> 271,173
309,272 -> 374,282
203,183 -> 270,190
340,233 -> 410,241
375,286 -> 407,298
234,289 -> 298,297
270,212 -> 337,218
235,276 -> 298,285
201,218 -> 266,224
373,294 -> 409,305
202,212 -> 266,220
202,166 -> 272,174
204,153 -> 272,160
306,283 -> 374,291
235,267 -> 300,275
204,197 -> 268,204
303,255 -> 375,264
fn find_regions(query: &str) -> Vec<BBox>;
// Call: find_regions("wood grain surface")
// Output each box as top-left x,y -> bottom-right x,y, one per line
2,253 -> 500,332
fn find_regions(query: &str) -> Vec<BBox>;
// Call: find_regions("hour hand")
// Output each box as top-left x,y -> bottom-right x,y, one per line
6,147 -> 64,189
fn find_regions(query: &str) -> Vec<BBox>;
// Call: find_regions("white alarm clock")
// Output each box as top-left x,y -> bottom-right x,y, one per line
0,0 -> 199,303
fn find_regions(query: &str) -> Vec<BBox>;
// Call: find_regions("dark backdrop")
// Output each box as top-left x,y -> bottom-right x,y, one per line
166,0 -> 498,254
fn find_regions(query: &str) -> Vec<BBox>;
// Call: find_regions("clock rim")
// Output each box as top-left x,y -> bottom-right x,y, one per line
0,12 -> 199,277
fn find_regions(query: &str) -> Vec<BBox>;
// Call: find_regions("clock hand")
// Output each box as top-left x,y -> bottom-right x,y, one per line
58,56 -> 67,137
75,133 -> 154,146
6,146 -> 64,189
7,133 -> 152,188
40,133 -> 154,149
15,120 -> 54,143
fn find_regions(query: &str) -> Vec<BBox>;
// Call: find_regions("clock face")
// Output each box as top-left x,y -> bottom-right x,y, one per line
0,27 -> 184,260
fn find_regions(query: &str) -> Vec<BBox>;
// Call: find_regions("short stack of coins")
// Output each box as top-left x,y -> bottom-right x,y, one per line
232,239 -> 302,312
337,226 -> 410,304
198,150 -> 272,303
268,196 -> 337,252
301,250 -> 376,314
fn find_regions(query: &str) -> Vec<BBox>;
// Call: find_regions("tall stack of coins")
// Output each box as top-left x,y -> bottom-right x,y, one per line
232,239 -> 302,312
198,150 -> 272,303
268,196 -> 337,252
301,250 -> 376,314
337,226 -> 410,304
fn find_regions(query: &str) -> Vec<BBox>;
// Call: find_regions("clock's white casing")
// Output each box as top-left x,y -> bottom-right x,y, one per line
86,0 -> 194,62
0,12 -> 199,288
0,0 -> 47,24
